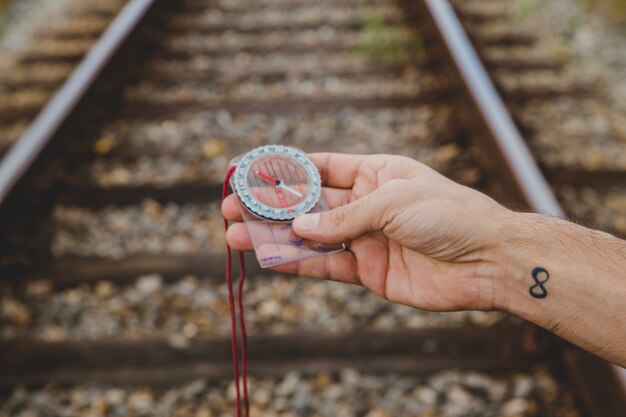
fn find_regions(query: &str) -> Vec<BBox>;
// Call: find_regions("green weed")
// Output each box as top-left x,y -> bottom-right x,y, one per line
355,11 -> 424,64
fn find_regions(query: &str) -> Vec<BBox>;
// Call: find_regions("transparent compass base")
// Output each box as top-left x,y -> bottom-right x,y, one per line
229,156 -> 345,269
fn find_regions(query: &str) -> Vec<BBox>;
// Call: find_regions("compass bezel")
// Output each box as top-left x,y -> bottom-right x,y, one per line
233,145 -> 321,221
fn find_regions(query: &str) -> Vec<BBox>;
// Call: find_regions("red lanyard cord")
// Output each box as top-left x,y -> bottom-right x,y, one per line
237,249 -> 249,415
223,165 -> 249,417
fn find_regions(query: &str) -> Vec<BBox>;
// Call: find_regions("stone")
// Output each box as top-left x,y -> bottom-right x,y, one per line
340,369 -> 361,387
0,297 -> 30,326
94,281 -> 116,299
512,375 -> 534,398
136,274 -> 163,295
25,280 -> 53,298
446,385 -> 473,407
167,333 -> 190,349
104,388 -> 126,405
195,408 -> 213,417
202,138 -> 227,159
413,387 -> 438,406
500,398 -> 534,417
41,325 -> 67,342
535,372 -> 559,402
276,371 -> 301,396
253,387 -> 272,407
87,399 -> 109,417
314,372 -> 333,390
430,370 -> 462,392
182,379 -> 207,400
127,390 -> 154,413
258,299 -> 281,319
364,409 -> 392,417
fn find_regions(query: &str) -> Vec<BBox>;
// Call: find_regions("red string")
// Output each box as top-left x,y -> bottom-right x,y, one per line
237,250 -> 250,415
223,165 -> 249,417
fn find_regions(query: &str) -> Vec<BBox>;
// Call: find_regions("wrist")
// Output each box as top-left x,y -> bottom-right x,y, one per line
490,211 -> 626,365
490,210 -> 620,318
490,211 -> 549,315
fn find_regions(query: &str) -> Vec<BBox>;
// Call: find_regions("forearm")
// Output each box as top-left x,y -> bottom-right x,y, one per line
494,212 -> 626,366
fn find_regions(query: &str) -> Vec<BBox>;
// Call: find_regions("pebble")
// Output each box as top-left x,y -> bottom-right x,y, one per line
127,389 -> 154,413
500,398 -> 535,417
513,98 -> 626,171
445,384 -> 473,407
150,50 -> 404,80
164,26 -> 412,55
125,72 -> 446,105
87,106 -> 468,188
0,297 -> 30,326
558,186 -> 626,236
136,274 -> 163,295
413,386 -> 438,406
94,281 -> 116,299
512,374 -> 534,398
24,279 -> 53,299
51,200 -> 224,258
94,105 -> 452,157
170,4 -> 401,31
0,368 -> 580,416
0,274 -> 503,341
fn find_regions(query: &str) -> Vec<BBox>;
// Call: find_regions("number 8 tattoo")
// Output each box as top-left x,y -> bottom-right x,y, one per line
529,267 -> 549,299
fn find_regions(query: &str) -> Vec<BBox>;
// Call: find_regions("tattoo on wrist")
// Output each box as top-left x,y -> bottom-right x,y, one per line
529,267 -> 549,299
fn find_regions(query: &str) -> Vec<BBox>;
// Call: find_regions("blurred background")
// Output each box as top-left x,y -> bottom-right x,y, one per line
0,0 -> 624,416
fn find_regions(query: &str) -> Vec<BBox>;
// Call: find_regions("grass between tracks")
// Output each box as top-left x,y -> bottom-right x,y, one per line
355,9 -> 424,65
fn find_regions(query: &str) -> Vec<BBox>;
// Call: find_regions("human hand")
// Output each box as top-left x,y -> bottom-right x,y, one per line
222,153 -> 513,312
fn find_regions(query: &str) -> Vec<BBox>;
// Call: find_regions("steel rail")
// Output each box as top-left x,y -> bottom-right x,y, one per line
420,1 -> 625,415
422,0 -> 562,217
0,0 -> 156,204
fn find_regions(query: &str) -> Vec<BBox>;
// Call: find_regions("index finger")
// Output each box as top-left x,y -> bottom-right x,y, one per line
309,153 -> 369,189
222,186 -> 353,222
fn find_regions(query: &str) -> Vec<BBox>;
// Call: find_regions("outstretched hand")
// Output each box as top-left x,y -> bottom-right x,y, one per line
222,153 -> 512,312
222,153 -> 508,310
224,152 -> 626,365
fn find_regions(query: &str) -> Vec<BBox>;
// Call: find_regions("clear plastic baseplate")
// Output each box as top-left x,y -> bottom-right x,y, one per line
229,156 -> 345,269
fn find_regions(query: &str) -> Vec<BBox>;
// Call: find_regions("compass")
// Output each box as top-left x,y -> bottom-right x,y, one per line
233,145 -> 322,221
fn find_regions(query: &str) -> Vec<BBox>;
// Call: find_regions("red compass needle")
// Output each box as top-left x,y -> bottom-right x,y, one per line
254,170 -> 279,185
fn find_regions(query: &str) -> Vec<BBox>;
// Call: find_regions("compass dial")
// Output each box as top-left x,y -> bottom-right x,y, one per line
234,145 -> 321,221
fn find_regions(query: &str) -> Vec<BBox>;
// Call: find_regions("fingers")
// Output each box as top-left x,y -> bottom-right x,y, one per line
222,187 -> 352,222
225,222 -> 252,251
309,152 -> 428,189
270,250 -> 360,285
293,184 -> 398,244
321,187 -> 353,208
309,153 -> 369,189
222,194 -> 242,221
225,223 -> 359,285
224,187 -> 351,250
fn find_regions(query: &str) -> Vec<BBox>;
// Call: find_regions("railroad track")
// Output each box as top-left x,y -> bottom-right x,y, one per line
448,0 -> 626,239
0,0 -> 128,151
0,0 -> 624,415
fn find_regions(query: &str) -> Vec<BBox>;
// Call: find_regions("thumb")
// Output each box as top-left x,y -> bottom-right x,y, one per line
292,189 -> 391,244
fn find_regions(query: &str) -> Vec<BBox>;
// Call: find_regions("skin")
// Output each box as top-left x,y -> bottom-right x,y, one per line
223,153 -> 626,367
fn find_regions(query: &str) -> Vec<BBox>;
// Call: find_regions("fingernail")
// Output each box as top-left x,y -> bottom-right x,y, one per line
293,213 -> 320,231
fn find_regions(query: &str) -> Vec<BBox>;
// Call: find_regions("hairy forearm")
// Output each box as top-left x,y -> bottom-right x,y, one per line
494,212 -> 626,366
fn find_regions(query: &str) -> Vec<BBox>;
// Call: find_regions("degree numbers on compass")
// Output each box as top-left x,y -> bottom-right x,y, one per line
234,145 -> 322,221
